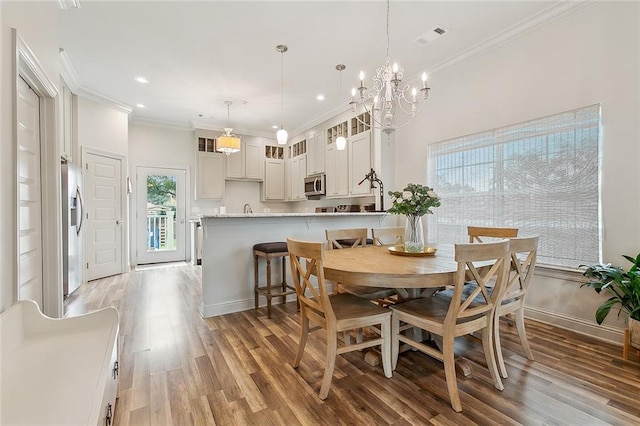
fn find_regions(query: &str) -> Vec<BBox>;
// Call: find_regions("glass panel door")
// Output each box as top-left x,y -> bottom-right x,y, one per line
136,166 -> 186,265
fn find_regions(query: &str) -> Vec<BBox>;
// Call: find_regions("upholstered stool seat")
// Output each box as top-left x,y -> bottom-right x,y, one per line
253,241 -> 296,318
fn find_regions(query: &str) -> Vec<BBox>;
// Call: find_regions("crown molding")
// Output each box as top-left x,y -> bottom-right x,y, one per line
189,119 -> 274,138
428,1 -> 595,76
76,86 -> 132,114
59,48 -> 81,91
130,116 -> 192,131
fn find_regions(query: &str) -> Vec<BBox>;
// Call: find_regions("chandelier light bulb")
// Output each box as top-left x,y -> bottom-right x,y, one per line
411,87 -> 417,102
392,62 -> 399,73
422,72 -> 428,88
351,87 -> 356,98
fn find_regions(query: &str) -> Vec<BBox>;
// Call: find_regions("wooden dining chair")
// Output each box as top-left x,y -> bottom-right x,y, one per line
371,227 -> 404,246
286,237 -> 392,400
325,229 -> 397,302
390,240 -> 510,412
493,236 -> 538,378
468,226 -> 518,243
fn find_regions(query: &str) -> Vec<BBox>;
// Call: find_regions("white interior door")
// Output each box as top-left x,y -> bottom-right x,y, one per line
17,76 -> 43,308
85,152 -> 124,281
136,166 -> 186,265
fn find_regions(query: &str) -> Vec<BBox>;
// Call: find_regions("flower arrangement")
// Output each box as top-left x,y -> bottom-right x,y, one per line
387,183 -> 441,217
387,183 -> 440,252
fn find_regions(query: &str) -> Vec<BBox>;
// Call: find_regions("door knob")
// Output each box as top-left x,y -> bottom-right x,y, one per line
116,220 -> 122,225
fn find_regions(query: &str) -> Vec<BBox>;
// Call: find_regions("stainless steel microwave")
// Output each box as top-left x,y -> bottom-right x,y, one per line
304,174 -> 325,196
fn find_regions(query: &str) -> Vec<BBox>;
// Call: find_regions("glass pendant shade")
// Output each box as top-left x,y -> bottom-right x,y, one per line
336,136 -> 346,151
277,128 -> 288,145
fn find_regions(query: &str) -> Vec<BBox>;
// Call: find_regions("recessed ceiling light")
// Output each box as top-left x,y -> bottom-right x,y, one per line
135,76 -> 149,84
272,125 -> 279,129
317,95 -> 325,101
136,104 -> 145,108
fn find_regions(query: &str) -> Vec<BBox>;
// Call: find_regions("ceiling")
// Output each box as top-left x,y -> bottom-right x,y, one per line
59,1 -> 565,137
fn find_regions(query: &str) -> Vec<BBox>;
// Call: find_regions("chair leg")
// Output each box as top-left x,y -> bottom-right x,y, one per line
623,329 -> 629,360
266,257 -> 273,318
356,328 -> 364,344
391,314 -> 400,370
482,326 -> 504,392
380,317 -> 392,378
294,312 -> 309,368
514,308 -> 534,361
494,312 -> 508,379
344,331 -> 352,346
442,334 -> 462,412
254,254 -> 259,310
281,256 -> 287,305
319,329 -> 338,400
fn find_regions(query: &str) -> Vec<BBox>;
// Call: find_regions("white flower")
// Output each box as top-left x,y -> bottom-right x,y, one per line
427,190 -> 439,199
402,191 -> 412,200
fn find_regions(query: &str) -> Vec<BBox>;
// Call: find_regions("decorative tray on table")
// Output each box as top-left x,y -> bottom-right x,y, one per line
387,245 -> 437,257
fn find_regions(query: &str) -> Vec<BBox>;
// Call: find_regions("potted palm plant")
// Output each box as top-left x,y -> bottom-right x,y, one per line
581,253 -> 640,351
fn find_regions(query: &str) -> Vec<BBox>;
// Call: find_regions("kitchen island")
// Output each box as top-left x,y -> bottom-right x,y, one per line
199,212 -> 394,317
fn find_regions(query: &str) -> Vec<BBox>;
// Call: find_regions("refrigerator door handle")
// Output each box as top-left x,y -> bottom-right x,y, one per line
76,186 -> 84,236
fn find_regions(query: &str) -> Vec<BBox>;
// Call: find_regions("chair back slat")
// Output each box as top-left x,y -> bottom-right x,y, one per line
500,236 -> 538,306
468,226 -> 518,243
287,238 -> 335,323
446,240 -> 510,324
371,227 -> 404,246
325,228 -> 368,249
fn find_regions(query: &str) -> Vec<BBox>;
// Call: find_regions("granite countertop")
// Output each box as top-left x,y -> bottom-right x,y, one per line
200,212 -> 388,219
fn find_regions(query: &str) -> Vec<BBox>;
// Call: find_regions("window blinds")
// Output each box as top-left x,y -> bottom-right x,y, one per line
427,104 -> 600,268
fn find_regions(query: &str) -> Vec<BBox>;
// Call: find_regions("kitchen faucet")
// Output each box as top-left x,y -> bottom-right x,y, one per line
244,203 -> 253,214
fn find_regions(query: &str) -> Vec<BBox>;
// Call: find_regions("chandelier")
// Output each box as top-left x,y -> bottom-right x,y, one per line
350,0 -> 430,136
216,101 -> 241,156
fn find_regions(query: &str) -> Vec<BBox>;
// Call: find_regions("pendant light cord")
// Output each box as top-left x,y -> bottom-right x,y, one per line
280,50 -> 284,127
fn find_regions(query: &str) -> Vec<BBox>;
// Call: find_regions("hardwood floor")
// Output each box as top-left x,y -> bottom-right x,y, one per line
64,264 -> 640,425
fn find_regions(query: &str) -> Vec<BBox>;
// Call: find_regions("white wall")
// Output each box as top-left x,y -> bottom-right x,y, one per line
394,2 -> 640,341
77,97 -> 129,158
0,2 -> 60,313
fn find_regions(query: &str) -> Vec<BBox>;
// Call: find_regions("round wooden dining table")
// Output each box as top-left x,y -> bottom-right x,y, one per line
322,243 -> 458,299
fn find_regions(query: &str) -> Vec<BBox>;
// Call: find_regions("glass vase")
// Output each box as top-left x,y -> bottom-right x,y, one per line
404,215 -> 425,253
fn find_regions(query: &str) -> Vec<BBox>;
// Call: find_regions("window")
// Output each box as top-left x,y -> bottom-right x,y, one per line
427,104 -> 600,269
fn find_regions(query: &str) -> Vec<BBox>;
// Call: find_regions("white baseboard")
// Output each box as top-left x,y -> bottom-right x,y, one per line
201,284 -> 333,318
525,305 -> 624,345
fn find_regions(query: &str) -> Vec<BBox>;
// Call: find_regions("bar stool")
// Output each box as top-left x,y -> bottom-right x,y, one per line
253,242 -> 296,318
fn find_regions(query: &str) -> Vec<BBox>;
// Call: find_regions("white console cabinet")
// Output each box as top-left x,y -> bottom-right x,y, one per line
1,300 -> 119,426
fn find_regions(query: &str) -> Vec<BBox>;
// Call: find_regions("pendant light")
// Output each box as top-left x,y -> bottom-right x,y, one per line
276,44 -> 288,145
217,101 -> 241,156
335,64 -> 347,151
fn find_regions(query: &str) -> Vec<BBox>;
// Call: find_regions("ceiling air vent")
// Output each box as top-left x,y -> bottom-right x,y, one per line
415,26 -> 449,46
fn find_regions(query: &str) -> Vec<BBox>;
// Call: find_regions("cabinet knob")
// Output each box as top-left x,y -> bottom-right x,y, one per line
112,360 -> 119,380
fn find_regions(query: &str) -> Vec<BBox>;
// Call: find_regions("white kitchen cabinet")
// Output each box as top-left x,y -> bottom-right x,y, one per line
306,130 -> 325,176
196,152 -> 225,199
348,130 -> 374,196
325,144 -> 349,198
263,158 -> 285,200
289,153 -> 307,200
226,136 -> 264,180
195,129 -> 225,199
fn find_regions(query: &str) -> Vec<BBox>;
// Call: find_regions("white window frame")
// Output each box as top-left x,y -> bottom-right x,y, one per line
427,104 -> 601,270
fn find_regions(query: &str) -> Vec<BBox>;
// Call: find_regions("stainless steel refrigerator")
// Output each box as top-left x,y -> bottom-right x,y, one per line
62,162 -> 84,296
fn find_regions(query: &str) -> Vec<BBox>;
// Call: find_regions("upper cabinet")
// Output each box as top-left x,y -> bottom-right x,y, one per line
348,130 -> 373,196
325,121 -> 349,198
263,145 -> 285,201
195,129 -> 225,200
288,140 -> 307,201
306,129 -> 325,176
226,136 -> 264,180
